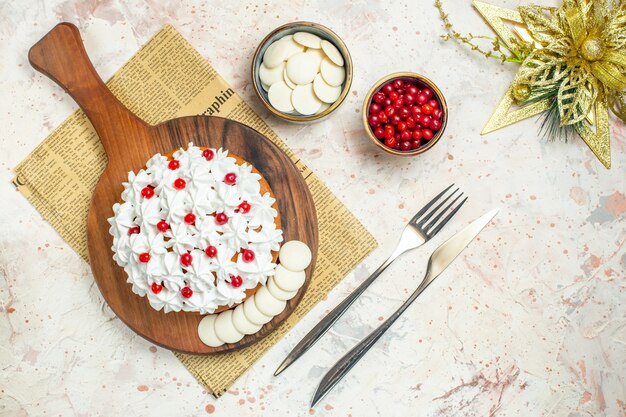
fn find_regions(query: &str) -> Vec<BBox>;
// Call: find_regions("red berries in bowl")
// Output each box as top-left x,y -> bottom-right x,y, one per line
363,73 -> 447,155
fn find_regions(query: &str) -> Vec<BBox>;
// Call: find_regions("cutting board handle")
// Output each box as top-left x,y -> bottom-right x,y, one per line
29,22 -> 150,158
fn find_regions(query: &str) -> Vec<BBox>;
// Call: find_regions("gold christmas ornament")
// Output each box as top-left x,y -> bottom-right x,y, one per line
436,0 -> 626,169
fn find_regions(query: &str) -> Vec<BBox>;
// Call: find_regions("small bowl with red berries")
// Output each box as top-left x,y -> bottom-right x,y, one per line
363,72 -> 447,156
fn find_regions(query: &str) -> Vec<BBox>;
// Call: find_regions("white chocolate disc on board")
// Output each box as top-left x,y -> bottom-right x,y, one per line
198,314 -> 224,347
268,81 -> 294,113
279,240 -> 313,272
215,310 -> 245,344
259,61 -> 285,87
243,296 -> 273,325
305,48 -> 326,72
321,40 -> 344,66
291,83 -> 322,115
313,74 -> 342,104
254,286 -> 287,316
286,52 -> 318,85
274,265 -> 306,292
283,68 -> 297,89
233,303 -> 263,335
316,101 -> 331,115
267,276 -> 298,301
279,35 -> 306,59
320,57 -> 346,87
293,31 -> 323,49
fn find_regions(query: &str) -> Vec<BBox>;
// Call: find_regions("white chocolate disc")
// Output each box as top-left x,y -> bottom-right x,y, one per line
313,74 -> 342,104
286,52 -> 319,85
232,304 -> 263,335
291,83 -> 323,115
254,286 -> 287,316
279,240 -> 313,271
198,315 -> 224,347
268,81 -> 294,113
293,32 -> 323,49
316,101 -> 331,115
320,57 -> 346,87
267,276 -> 298,301
214,310 -> 245,344
259,61 -> 285,87
274,265 -> 306,292
243,295 -> 273,325
321,40 -> 344,66
305,48 -> 325,72
261,81 -> 271,92
263,40 -> 290,68
279,35 -> 306,59
283,68 -> 297,89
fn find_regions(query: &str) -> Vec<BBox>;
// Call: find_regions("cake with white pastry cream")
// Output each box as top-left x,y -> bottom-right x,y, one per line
108,143 -> 283,315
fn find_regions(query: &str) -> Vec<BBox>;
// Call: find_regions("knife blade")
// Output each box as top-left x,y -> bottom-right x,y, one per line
310,207 -> 499,407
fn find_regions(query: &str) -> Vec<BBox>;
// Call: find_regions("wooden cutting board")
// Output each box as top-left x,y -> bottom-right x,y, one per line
28,22 -> 318,354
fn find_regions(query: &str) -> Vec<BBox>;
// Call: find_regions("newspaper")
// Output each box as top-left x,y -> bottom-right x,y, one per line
13,25 -> 377,396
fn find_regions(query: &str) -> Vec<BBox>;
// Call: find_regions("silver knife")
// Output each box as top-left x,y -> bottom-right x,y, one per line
310,208 -> 499,407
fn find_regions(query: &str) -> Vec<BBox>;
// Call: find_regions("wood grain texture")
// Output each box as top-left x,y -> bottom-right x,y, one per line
28,22 -> 318,354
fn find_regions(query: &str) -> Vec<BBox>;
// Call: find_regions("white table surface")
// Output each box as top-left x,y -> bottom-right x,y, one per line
1,0 -> 625,416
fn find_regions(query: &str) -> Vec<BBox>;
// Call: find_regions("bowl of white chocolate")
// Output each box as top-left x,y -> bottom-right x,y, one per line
251,21 -> 352,122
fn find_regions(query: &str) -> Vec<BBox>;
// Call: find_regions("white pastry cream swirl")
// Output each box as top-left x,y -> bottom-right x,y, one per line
108,144 -> 283,314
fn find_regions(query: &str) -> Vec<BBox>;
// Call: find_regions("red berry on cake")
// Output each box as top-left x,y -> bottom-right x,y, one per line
180,253 -> 193,267
242,249 -> 255,262
151,282 -> 163,294
238,201 -> 251,214
139,252 -> 151,263
173,178 -> 186,190
168,160 -> 180,170
141,186 -> 154,199
128,226 -> 140,235
224,172 -> 237,185
202,149 -> 214,161
156,220 -> 169,232
184,213 -> 196,225
230,275 -> 243,287
215,213 -> 228,225
205,245 -> 217,258
181,287 -> 193,298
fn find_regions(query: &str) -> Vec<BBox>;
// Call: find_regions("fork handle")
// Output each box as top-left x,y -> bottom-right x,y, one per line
274,246 -> 407,375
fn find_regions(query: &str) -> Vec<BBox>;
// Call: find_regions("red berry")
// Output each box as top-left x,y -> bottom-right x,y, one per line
433,109 -> 443,119
139,252 -> 151,263
416,94 -> 428,105
393,98 -> 404,109
397,121 -> 407,132
422,88 -> 433,99
411,140 -> 421,150
180,253 -> 193,267
388,90 -> 399,100
399,141 -> 412,151
205,245 -> 217,257
400,130 -> 412,141
369,103 -> 381,114
184,213 -> 196,225
373,92 -> 385,104
384,106 -> 395,117
202,149 -> 214,161
230,275 -> 243,288
390,114 -> 401,125
156,220 -> 169,232
411,105 -> 422,116
378,112 -> 388,123
242,249 -> 255,262
215,213 -> 228,225
428,99 -> 439,109
393,79 -> 404,90
168,160 -> 180,170
412,129 -> 423,140
382,98 -> 392,107
224,172 -> 237,185
368,114 -> 380,127
421,115 -> 432,126
128,226 -> 140,235
173,178 -> 186,190
151,282 -> 163,294
399,107 -> 411,119
141,186 -> 154,199
403,94 -> 415,105
423,129 -> 434,140
421,104 -> 434,115
374,127 -> 385,139
382,84 -> 394,95
238,201 -> 251,214
406,117 -> 417,128
431,119 -> 442,131
384,124 -> 395,139
406,85 -> 419,96
384,136 -> 398,148
181,286 -> 193,298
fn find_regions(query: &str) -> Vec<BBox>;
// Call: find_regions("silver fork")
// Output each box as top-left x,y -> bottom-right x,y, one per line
274,184 -> 467,376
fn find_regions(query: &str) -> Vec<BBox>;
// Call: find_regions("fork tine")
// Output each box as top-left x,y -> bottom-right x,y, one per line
409,184 -> 454,224
416,187 -> 459,227
426,196 -> 468,238
423,192 -> 463,232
